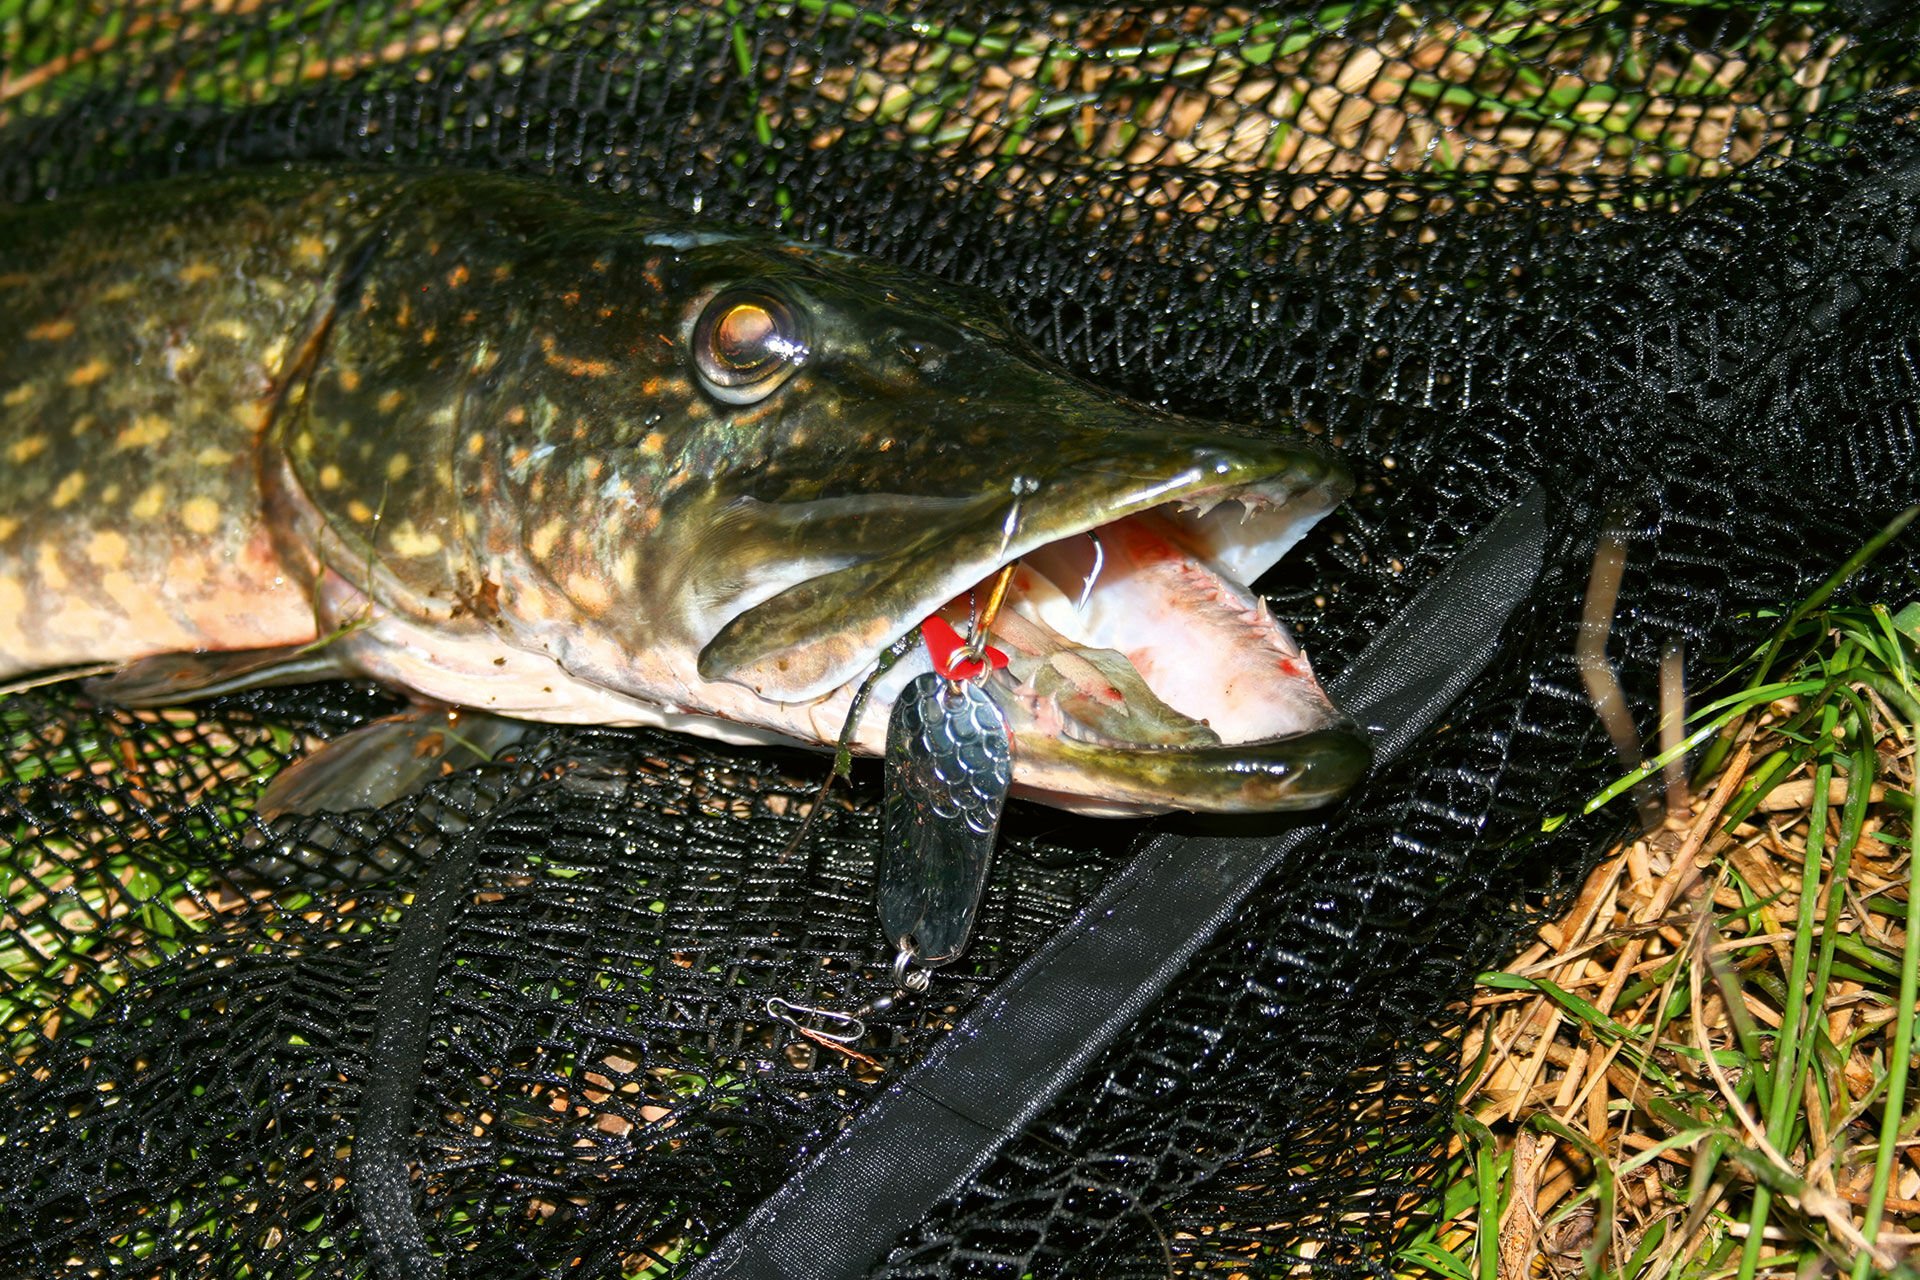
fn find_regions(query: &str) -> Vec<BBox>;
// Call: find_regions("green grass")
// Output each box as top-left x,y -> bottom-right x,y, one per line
1404,546 -> 1920,1277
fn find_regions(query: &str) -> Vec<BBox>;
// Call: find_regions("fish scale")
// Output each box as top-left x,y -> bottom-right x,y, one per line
0,167 -> 1367,818
0,173 -> 378,675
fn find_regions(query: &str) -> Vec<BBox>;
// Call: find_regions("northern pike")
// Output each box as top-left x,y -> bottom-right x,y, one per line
0,169 -> 1368,817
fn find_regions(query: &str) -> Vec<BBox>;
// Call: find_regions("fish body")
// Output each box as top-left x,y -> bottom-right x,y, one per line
0,169 -> 1367,815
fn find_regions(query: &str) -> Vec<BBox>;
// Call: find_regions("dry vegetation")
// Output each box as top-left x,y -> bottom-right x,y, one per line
1408,598 -> 1920,1280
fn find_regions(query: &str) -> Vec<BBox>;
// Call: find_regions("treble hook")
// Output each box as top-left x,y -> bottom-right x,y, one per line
991,487 -> 1028,566
975,563 -> 1016,639
1075,529 -> 1105,613
968,486 -> 1025,651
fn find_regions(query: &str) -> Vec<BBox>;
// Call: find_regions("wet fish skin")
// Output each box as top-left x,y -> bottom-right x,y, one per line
0,169 -> 1368,815
0,172 -> 375,671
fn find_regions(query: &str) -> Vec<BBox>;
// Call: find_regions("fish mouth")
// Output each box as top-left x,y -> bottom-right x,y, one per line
695,435 -> 1371,814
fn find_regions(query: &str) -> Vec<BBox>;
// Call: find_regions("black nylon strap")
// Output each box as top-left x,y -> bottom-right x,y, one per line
356,771 -> 543,1280
690,483 -> 1549,1280
354,824 -> 472,1280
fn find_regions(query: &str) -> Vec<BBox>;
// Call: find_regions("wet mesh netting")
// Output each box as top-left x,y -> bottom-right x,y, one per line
4,3 -> 1919,1276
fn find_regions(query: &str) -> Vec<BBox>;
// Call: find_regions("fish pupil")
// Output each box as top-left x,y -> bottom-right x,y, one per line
716,303 -> 776,370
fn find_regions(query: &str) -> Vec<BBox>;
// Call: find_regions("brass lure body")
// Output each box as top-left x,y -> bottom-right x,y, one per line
0,169 -> 1367,815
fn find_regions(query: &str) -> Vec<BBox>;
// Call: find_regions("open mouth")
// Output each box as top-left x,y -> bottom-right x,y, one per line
899,480 -> 1368,814
697,440 -> 1371,814
947,490 -> 1330,740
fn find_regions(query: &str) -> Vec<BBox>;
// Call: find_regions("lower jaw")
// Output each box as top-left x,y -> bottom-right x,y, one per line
1005,722 -> 1372,816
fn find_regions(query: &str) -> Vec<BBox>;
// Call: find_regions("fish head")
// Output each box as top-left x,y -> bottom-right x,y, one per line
473,229 -> 1369,814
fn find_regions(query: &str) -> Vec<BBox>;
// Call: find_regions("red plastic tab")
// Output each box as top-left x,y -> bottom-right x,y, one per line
920,616 -> 1008,681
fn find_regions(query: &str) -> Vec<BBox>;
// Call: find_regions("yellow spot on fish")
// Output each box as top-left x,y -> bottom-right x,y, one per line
50,472 -> 87,508
529,519 -> 565,561
131,484 -> 167,520
212,319 -> 251,342
8,435 -> 47,464
197,446 -> 235,467
27,318 -> 75,341
180,496 -> 221,534
295,235 -> 328,265
421,326 -> 437,346
505,405 -> 527,426
97,280 -> 138,304
178,260 -> 219,285
339,368 -> 361,392
86,530 -> 128,570
67,358 -> 110,387
614,548 -> 639,592
447,264 -> 470,289
582,457 -> 604,481
491,264 -> 512,281
3,384 -> 35,408
0,517 -> 18,541
37,544 -> 69,590
347,499 -> 375,523
262,336 -> 289,372
377,389 -> 405,414
466,432 -> 487,456
640,432 -> 666,456
162,336 -> 202,381
539,334 -> 610,378
386,454 -> 410,482
565,572 -> 613,613
115,414 -> 171,450
318,464 -> 343,490
388,522 -> 443,557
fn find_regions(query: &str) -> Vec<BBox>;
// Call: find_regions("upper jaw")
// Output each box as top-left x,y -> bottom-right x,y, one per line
694,432 -> 1352,702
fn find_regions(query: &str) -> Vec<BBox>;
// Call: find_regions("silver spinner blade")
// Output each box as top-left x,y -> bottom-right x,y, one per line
878,672 -> 1012,966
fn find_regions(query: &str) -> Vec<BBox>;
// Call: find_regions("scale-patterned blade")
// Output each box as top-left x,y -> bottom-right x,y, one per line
879,673 -> 1012,966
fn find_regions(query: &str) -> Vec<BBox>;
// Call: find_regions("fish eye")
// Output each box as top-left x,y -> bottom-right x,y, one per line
692,288 -> 808,405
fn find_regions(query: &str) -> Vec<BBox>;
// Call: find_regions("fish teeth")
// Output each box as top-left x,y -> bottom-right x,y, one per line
1254,597 -> 1302,657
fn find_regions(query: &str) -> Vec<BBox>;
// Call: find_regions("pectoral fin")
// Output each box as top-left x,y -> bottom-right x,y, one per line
257,704 -> 529,821
85,644 -> 356,707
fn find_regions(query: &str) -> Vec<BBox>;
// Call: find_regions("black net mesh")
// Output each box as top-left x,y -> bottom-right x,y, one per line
3,3 -> 1918,1276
